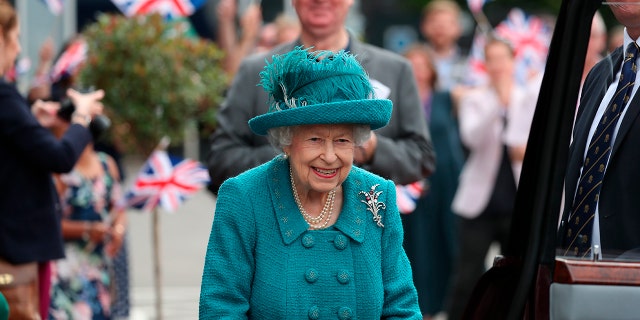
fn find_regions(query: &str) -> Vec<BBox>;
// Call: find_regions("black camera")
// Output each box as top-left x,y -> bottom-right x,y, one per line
56,97 -> 111,141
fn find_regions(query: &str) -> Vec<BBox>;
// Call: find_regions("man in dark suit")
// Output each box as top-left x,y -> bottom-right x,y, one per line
206,0 -> 435,194
559,0 -> 640,259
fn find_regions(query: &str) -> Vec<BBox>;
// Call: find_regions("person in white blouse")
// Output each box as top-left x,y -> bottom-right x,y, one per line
446,37 -> 536,320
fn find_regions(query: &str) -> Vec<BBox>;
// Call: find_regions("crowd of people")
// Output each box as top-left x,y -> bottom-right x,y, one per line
1,0 -> 637,318
203,0 -> 633,319
0,1 -> 130,319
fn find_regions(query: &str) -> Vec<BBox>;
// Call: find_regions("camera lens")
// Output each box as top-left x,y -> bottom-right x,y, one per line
56,98 -> 75,122
89,115 -> 111,141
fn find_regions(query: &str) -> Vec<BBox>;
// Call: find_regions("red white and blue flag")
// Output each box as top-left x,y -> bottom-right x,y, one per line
126,150 -> 210,213
111,0 -> 207,19
41,0 -> 63,15
494,8 -> 552,84
50,38 -> 87,82
395,181 -> 426,214
466,8 -> 552,86
467,0 -> 490,14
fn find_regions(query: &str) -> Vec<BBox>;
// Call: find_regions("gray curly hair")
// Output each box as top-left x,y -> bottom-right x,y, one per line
267,125 -> 371,151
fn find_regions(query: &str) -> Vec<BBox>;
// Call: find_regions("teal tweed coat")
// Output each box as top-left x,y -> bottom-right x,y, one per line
199,157 -> 421,319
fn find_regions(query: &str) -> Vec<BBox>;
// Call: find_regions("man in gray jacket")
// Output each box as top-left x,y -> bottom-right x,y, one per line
207,0 -> 435,193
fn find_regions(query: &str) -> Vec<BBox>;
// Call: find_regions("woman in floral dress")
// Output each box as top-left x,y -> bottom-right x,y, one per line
48,127 -> 127,320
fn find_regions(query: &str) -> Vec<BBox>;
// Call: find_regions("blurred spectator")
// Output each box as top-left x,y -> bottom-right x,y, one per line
27,37 -> 55,104
216,0 -> 262,78
583,12 -> 607,85
0,3 -> 103,318
402,44 -> 465,319
607,24 -> 625,54
273,13 -> 301,47
447,38 -> 536,320
24,32 -> 131,319
47,116 -> 127,320
253,21 -> 277,53
217,0 -> 300,73
253,13 -> 301,53
419,0 -> 468,91
206,0 -> 434,194
51,35 -> 132,319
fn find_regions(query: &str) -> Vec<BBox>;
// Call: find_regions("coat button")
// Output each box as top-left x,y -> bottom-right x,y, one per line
305,268 -> 319,283
308,305 -> 320,319
337,307 -> 352,319
333,234 -> 348,250
336,269 -> 350,284
302,234 -> 315,248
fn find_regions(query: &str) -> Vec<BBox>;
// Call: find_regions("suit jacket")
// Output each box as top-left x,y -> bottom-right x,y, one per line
452,85 -> 536,218
199,157 -> 421,319
561,46 -> 640,257
0,80 -> 91,264
207,36 -> 435,193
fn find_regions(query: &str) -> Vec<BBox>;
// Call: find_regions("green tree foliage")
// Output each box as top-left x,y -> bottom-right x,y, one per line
79,13 -> 226,154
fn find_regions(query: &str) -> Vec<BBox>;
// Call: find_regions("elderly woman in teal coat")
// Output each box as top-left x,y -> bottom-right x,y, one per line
199,48 -> 421,319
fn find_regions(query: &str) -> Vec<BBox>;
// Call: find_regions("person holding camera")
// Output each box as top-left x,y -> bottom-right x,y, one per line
0,2 -> 104,319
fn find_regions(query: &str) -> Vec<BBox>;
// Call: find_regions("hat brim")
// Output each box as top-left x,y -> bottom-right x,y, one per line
248,99 -> 392,136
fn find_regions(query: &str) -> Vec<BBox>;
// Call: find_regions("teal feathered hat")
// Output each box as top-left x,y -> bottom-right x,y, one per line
248,47 -> 393,136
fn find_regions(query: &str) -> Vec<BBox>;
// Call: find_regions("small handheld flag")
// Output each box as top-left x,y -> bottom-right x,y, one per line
466,8 -> 552,86
396,181 -> 426,214
50,39 -> 87,82
126,150 -> 210,212
41,0 -> 64,15
111,0 -> 207,19
467,0 -> 490,14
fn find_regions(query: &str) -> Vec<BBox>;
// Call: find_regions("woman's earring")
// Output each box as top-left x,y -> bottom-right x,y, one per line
283,153 -> 288,159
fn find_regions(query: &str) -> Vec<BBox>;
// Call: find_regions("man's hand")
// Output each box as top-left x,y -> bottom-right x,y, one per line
354,132 -> 377,165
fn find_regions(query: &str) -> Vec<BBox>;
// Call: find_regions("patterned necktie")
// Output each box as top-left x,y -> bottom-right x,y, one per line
564,42 -> 640,257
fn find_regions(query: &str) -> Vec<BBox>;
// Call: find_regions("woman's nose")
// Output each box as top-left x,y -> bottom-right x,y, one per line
321,141 -> 338,162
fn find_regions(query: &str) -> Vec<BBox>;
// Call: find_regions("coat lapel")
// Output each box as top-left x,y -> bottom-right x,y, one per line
333,171 -> 369,244
269,157 -> 310,245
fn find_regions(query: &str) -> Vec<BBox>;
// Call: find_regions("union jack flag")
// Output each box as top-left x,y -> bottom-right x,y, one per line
41,0 -> 63,15
111,0 -> 207,19
495,8 -> 552,84
467,0 -> 490,14
395,181 -> 426,214
50,38 -> 87,82
466,8 -> 552,86
126,150 -> 210,213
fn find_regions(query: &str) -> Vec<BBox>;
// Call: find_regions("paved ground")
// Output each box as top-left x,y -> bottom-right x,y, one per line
123,155 -> 216,320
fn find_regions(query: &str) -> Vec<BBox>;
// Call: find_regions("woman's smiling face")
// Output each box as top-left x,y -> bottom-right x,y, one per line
283,124 -> 355,194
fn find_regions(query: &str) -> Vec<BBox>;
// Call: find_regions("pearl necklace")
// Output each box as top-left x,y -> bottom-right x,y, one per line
290,167 -> 336,230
